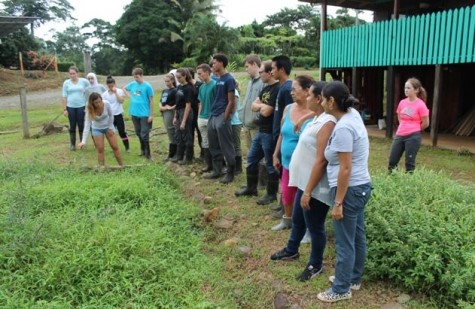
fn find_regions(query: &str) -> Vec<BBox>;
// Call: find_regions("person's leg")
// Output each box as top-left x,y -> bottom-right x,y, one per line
232,124 -> 243,173
388,135 -> 405,172
331,184 -> 371,294
215,114 -> 236,183
114,114 -> 130,151
257,133 -> 279,205
198,117 -> 211,171
67,106 -> 77,149
271,167 -> 294,231
235,134 -> 263,196
139,117 -> 152,160
93,133 -> 106,166
180,109 -> 195,164
131,116 -> 144,156
404,132 -> 422,172
106,129 -> 124,166
77,107 -> 85,143
204,116 -> 223,178
285,189 -> 307,254
304,198 -> 330,269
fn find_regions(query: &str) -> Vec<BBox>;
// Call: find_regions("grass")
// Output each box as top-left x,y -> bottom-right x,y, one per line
1,71 -> 475,308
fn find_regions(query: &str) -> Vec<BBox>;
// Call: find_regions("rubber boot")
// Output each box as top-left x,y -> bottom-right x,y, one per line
203,159 -> 223,179
171,146 -> 185,163
201,148 -> 213,172
69,133 -> 76,150
235,156 -> 243,174
220,164 -> 235,184
144,141 -> 152,160
271,215 -> 292,231
256,173 -> 279,205
138,138 -> 145,156
179,146 -> 193,165
235,167 -> 258,196
165,143 -> 177,161
258,162 -> 268,189
123,138 -> 130,153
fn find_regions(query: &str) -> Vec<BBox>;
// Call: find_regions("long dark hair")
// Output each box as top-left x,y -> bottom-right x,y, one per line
87,92 -> 103,119
176,68 -> 193,85
322,81 -> 359,112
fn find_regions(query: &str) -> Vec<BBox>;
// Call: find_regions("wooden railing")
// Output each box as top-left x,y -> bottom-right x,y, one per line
321,5 -> 475,68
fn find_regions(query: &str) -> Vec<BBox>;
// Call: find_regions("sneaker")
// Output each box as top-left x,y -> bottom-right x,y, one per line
296,265 -> 322,282
270,248 -> 299,261
69,144 -> 76,151
317,288 -> 352,303
329,275 -> 361,290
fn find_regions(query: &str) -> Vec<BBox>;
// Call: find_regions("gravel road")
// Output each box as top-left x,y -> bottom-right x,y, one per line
0,75 -> 167,110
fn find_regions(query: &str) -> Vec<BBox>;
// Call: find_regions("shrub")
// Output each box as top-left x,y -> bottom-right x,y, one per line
290,56 -> 317,69
57,62 -> 76,72
365,169 -> 475,307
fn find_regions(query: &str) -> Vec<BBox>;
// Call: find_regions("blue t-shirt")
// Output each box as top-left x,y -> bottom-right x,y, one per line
273,80 -> 293,140
231,89 -> 242,125
324,108 -> 371,188
280,105 -> 310,169
211,73 -> 235,117
126,81 -> 154,117
62,78 -> 90,108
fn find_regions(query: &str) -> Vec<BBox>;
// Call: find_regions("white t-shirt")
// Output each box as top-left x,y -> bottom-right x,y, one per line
289,112 -> 336,206
324,108 -> 371,188
102,88 -> 125,115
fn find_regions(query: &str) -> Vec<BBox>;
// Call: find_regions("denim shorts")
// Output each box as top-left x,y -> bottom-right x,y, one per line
92,128 -> 110,136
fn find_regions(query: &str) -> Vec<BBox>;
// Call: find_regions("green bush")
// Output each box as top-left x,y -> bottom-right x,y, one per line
290,56 -> 317,69
366,169 -> 475,307
0,162 -> 221,308
57,62 -> 76,72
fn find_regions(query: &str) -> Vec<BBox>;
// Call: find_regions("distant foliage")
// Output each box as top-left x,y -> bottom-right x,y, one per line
366,169 -> 475,307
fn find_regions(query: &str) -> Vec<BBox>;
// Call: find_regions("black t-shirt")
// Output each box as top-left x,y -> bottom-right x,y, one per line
175,84 -> 194,110
161,88 -> 177,107
273,80 -> 293,140
257,82 -> 280,134
192,81 -> 202,112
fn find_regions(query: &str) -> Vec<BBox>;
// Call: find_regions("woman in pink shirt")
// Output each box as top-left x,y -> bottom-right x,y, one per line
388,78 -> 430,173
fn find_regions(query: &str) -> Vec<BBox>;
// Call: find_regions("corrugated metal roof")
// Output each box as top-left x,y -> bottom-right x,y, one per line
0,16 -> 38,38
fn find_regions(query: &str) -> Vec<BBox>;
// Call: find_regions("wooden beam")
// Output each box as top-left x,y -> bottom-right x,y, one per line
431,65 -> 443,146
320,0 -> 328,81
386,67 -> 395,138
20,87 -> 30,139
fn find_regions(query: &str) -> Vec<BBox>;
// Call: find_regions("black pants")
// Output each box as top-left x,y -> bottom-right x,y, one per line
113,114 -> 129,146
174,108 -> 194,147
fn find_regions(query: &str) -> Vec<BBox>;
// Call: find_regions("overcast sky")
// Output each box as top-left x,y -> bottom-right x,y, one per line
33,0 -> 372,40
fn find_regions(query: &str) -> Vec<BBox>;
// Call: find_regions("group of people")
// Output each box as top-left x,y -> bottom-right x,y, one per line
61,53 -> 430,303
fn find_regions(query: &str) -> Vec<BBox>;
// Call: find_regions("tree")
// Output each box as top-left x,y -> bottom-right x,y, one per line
2,0 -> 75,36
0,28 -> 39,68
53,25 -> 88,71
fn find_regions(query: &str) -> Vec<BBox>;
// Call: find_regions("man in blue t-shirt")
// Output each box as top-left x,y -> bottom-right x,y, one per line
123,67 -> 154,160
203,54 -> 236,184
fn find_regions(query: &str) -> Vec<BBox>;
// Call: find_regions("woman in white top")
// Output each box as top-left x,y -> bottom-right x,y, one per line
79,92 -> 124,167
270,82 -> 336,282
102,75 -> 129,152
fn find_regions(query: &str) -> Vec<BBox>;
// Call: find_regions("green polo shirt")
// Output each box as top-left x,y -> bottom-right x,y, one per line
198,79 -> 216,119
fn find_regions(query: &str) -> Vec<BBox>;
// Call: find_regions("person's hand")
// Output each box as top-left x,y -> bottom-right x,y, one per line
300,193 -> 311,210
273,155 -> 281,171
63,109 -> 68,117
294,118 -> 304,133
332,204 -> 343,220
180,122 -> 185,130
78,142 -> 85,149
148,116 -> 153,124
173,118 -> 177,126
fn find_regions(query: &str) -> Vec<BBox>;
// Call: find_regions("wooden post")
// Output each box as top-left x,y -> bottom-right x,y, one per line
386,67 -> 395,138
19,52 -> 24,76
320,0 -> 327,81
20,87 -> 30,139
431,65 -> 443,146
83,51 -> 92,74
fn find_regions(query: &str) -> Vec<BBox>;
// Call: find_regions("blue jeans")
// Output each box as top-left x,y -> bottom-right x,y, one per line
286,189 -> 330,269
331,183 -> 372,294
247,131 -> 275,176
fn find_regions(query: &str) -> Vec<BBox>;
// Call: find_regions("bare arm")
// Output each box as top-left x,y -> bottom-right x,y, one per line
148,96 -> 154,123
332,152 -> 352,220
421,116 -> 429,130
301,122 -> 335,209
181,102 -> 191,130
294,111 -> 317,132
224,92 -> 236,120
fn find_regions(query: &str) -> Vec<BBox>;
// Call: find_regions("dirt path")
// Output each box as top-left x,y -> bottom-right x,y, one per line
0,75 -> 167,110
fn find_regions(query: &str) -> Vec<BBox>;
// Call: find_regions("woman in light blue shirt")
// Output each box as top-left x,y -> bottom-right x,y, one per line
61,66 -> 89,150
